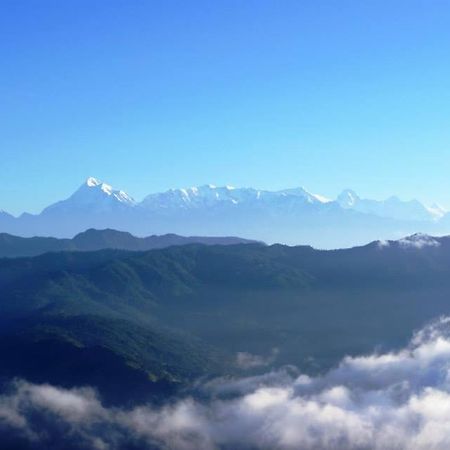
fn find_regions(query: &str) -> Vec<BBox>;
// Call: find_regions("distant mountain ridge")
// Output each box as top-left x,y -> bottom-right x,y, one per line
0,228 -> 260,258
1,177 -> 449,247
141,184 -> 330,210
336,189 -> 444,221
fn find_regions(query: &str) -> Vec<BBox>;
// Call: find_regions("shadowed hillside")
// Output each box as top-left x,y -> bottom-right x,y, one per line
2,234 -> 450,403
0,228 -> 260,258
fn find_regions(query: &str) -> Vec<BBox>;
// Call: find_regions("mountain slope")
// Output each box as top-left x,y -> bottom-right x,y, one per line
337,189 -> 441,221
42,177 -> 136,214
0,228 -> 260,258
3,235 -> 450,403
141,184 -> 329,210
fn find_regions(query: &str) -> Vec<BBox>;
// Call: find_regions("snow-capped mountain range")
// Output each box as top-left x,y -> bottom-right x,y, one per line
1,177 -> 449,248
141,184 -> 332,211
336,189 -> 446,221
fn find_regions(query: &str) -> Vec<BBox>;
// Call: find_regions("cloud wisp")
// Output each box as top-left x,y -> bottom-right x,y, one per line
235,348 -> 280,369
3,318 -> 450,449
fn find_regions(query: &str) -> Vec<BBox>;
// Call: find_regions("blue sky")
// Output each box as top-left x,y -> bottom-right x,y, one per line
1,0 -> 450,214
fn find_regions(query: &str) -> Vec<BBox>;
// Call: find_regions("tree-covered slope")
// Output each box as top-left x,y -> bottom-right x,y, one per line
0,228 -> 259,258
2,236 -> 450,403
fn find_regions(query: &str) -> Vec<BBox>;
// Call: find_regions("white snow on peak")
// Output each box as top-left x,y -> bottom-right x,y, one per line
426,203 -> 447,220
114,190 -> 135,204
85,177 -> 112,195
276,187 -> 326,204
337,189 -> 360,208
40,177 -> 136,214
86,177 -> 101,187
100,183 -> 113,195
312,193 -> 332,203
141,184 -> 329,211
40,179 -> 447,226
81,177 -> 135,205
336,189 -> 440,222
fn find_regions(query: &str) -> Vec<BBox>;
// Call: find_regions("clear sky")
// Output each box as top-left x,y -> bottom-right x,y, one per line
1,0 -> 450,215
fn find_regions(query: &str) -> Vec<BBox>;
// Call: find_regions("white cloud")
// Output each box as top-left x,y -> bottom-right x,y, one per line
398,234 -> 440,249
376,239 -> 390,248
4,318 -> 450,449
235,348 -> 279,369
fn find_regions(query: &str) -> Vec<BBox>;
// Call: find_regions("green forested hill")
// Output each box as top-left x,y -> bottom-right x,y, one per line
0,228 -> 259,258
2,236 -> 450,403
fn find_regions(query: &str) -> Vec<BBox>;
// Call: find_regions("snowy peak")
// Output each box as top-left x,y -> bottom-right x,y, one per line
85,177 -> 102,187
426,203 -> 447,220
142,185 -> 250,210
278,187 -> 330,204
337,189 -> 360,208
5,178 -> 445,226
73,177 -> 136,205
311,193 -> 332,204
336,190 -> 436,222
141,184 -> 329,210
41,177 -> 136,215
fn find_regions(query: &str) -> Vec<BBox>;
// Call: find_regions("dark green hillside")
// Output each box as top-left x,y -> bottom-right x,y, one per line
2,236 -> 450,403
0,228 -> 259,258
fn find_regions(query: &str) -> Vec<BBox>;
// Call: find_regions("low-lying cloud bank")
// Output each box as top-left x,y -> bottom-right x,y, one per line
3,318 -> 450,449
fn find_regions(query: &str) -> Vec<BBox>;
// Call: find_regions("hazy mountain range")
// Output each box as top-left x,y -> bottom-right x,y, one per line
2,177 -> 449,247
0,228 -> 258,258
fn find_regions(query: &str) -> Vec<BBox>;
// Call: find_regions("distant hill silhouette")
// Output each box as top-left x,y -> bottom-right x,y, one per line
0,228 -> 261,258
